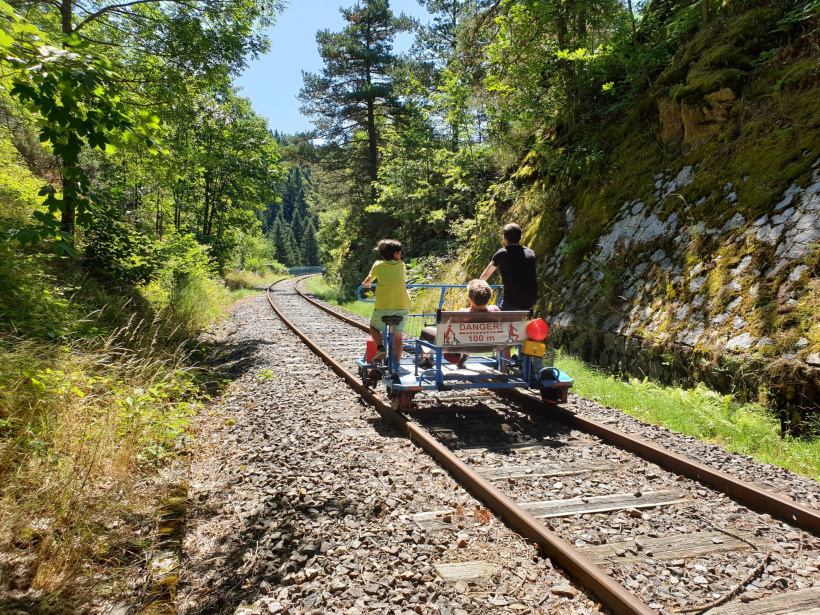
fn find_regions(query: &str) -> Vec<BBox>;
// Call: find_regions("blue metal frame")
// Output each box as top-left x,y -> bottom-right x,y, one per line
356,284 -> 573,401
357,283 -> 503,310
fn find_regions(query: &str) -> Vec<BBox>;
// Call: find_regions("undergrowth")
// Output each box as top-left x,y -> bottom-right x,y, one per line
223,268 -> 287,293
0,252 -> 232,607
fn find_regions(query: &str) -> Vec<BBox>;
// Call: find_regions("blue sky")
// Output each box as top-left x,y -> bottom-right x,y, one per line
236,0 -> 431,135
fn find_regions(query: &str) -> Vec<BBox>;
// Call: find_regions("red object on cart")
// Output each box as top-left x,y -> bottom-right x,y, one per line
526,318 -> 549,341
366,336 -> 378,363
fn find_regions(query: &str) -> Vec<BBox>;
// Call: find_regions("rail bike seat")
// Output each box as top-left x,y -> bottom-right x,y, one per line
381,315 -> 404,327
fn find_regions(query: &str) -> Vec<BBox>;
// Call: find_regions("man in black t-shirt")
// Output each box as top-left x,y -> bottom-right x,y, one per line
479,223 -> 538,311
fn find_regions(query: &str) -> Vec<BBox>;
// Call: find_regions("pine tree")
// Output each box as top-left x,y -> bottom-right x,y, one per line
280,166 -> 307,223
291,208 -> 304,249
284,223 -> 303,267
300,219 -> 321,266
299,0 -> 411,204
263,200 -> 282,234
271,212 -> 301,267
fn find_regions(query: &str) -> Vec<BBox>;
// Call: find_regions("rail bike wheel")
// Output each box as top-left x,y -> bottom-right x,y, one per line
389,391 -> 415,412
539,386 -> 567,405
360,365 -> 381,389
367,368 -> 382,388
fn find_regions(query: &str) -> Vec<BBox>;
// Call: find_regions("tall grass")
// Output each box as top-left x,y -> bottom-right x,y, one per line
0,261 -> 230,607
223,269 -> 286,298
555,353 -> 820,479
304,275 -> 374,320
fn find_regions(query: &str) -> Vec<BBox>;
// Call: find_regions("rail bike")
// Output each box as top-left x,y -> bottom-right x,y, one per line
355,284 -> 573,412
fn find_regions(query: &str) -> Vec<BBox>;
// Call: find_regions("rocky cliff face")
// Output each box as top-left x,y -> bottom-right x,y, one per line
546,162 -> 820,364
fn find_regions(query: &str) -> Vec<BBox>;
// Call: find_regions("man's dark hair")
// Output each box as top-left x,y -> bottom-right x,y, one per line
467,279 -> 493,306
377,239 -> 402,260
503,223 -> 522,244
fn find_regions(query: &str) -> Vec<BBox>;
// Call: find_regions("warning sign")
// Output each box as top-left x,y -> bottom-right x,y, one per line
435,319 -> 526,348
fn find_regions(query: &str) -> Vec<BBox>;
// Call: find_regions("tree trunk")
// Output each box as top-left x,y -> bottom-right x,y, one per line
702,0 -> 709,24
553,0 -> 574,131
173,183 -> 182,231
627,0 -> 636,43
202,172 -> 211,236
59,0 -> 76,236
365,49 -> 378,206
449,0 -> 460,150
60,0 -> 73,36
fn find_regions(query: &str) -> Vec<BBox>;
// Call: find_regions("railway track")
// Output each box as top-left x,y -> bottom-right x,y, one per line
267,276 -> 820,615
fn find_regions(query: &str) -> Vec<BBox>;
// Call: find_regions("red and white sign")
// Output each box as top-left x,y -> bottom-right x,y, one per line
436,320 -> 526,348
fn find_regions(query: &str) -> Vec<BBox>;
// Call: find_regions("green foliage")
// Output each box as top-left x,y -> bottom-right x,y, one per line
268,212 -> 302,267
375,109 -> 495,253
84,206 -> 164,283
300,0 -> 411,200
4,35 -> 160,249
0,251 -> 76,337
137,233 -> 230,331
0,126 -> 43,225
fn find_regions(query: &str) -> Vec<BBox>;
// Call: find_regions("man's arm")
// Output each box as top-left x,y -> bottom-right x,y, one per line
480,263 -> 496,281
362,275 -> 373,288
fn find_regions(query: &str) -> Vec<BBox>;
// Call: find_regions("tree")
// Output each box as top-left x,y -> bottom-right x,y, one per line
299,0 -> 410,204
10,0 -> 281,238
180,91 -> 281,268
269,212 -> 300,267
2,22 -> 160,250
280,165 -> 308,223
300,218 -> 320,266
291,207 -> 304,248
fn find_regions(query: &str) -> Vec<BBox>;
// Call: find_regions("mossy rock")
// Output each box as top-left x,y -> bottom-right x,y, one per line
724,7 -> 781,50
511,165 -> 537,185
673,68 -> 747,104
699,44 -> 747,70
657,6 -> 782,88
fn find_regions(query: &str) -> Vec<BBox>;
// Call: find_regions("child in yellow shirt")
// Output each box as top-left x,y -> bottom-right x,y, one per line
362,239 -> 411,372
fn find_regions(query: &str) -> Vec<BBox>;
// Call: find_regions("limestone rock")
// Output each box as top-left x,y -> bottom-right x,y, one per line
681,88 -> 735,148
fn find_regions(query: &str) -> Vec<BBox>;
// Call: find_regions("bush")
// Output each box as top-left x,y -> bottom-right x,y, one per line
223,269 -> 263,290
226,230 -> 280,275
138,233 -> 230,331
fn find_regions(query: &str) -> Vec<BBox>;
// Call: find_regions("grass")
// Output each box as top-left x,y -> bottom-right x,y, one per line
302,275 -> 820,480
0,320 -> 202,605
0,260 -> 242,609
304,275 -> 374,320
223,269 -> 286,292
224,270 -> 287,301
555,353 -> 820,480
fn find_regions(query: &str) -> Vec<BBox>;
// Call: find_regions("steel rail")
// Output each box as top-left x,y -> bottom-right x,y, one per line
505,389 -> 820,535
267,278 -> 657,615
292,275 -> 820,537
